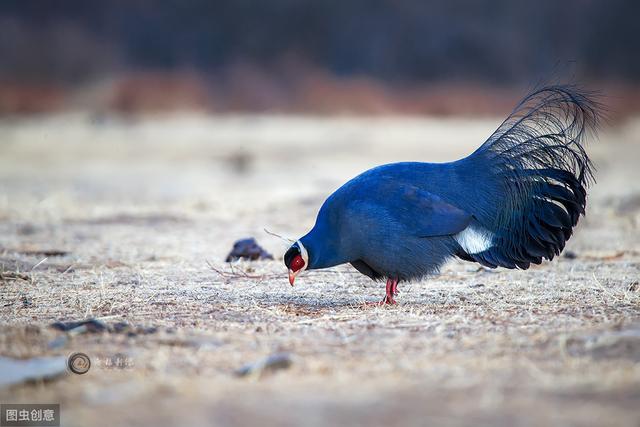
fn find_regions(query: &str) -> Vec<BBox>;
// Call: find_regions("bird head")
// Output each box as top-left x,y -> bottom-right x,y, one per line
284,240 -> 308,286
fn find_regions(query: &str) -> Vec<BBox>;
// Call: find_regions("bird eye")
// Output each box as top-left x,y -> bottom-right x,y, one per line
290,254 -> 305,272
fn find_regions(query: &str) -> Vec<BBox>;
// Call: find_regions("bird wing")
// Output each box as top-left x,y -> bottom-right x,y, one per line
392,184 -> 472,237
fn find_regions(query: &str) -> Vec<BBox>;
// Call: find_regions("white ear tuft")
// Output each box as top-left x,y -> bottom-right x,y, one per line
297,240 -> 309,270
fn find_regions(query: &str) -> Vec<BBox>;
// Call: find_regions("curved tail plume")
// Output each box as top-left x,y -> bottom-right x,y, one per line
466,85 -> 602,269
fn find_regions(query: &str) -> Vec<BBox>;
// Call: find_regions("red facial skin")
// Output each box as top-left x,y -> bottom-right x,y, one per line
288,254 -> 306,286
290,255 -> 305,272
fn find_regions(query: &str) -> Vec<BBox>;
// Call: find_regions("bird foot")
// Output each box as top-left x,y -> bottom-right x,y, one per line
363,296 -> 397,307
362,278 -> 399,306
381,295 -> 397,305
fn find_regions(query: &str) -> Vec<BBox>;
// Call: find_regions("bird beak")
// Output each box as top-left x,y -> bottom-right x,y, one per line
288,269 -> 296,286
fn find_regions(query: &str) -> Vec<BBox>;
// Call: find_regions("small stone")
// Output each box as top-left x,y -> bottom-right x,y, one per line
225,238 -> 273,262
235,353 -> 293,378
50,318 -> 107,333
21,295 -> 33,308
111,321 -> 130,333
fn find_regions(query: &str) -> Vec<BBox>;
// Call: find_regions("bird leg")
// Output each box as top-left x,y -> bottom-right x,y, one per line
382,278 -> 398,305
362,278 -> 398,306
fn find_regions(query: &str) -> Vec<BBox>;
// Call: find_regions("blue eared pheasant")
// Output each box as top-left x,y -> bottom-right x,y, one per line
284,86 -> 600,304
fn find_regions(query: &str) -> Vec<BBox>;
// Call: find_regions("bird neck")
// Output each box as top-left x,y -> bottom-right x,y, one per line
300,224 -> 348,270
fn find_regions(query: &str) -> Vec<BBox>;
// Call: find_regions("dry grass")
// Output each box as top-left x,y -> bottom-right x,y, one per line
0,114 -> 639,427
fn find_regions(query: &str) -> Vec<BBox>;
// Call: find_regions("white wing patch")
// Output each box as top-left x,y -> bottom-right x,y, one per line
454,226 -> 494,254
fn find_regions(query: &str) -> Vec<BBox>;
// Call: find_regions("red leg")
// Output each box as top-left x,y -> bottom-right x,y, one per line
382,278 -> 398,305
363,278 -> 399,306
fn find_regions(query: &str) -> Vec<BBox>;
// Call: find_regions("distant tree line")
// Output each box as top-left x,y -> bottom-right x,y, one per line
0,0 -> 638,85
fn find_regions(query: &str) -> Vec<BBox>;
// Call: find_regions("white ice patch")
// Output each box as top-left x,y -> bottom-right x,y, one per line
454,226 -> 494,254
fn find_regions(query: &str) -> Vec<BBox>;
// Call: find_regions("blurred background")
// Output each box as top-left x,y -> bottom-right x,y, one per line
1,0 -> 639,116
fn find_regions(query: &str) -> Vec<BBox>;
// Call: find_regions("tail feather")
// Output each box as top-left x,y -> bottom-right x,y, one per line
466,85 -> 601,269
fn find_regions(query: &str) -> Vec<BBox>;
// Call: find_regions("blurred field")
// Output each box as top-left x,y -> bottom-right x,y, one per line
1,114 -> 639,426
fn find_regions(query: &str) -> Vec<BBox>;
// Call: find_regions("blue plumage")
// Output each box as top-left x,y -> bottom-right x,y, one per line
284,85 -> 600,303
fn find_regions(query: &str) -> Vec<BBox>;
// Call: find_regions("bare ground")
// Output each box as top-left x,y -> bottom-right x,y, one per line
0,114 -> 639,427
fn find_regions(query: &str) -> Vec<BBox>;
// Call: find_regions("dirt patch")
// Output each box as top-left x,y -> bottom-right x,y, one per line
275,303 -> 327,318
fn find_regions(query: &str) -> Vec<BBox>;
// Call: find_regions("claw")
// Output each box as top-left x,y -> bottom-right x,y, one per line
362,278 -> 399,306
382,295 -> 397,305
